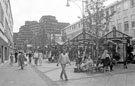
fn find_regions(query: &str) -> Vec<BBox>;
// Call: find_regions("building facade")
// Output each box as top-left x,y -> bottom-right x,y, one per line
0,0 -> 13,62
61,21 -> 83,41
13,32 -> 18,47
14,22 -> 34,50
14,15 -> 69,50
61,18 -> 99,42
62,0 -> 135,42
31,15 -> 69,49
105,0 -> 135,37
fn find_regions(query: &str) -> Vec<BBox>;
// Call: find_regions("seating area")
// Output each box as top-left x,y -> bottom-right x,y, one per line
74,58 -> 113,73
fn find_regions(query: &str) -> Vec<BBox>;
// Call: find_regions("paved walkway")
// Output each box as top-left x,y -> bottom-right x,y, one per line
32,59 -> 135,86
0,61 -> 52,86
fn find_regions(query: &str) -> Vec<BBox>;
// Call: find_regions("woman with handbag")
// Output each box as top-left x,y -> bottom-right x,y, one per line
57,48 -> 71,81
101,50 -> 111,72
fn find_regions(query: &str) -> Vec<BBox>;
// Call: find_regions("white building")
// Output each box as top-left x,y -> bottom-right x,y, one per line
62,0 -> 135,42
61,20 -> 83,40
105,0 -> 135,37
0,0 -> 13,62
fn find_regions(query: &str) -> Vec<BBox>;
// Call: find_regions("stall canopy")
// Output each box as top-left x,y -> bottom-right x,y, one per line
63,31 -> 97,46
102,28 -> 132,43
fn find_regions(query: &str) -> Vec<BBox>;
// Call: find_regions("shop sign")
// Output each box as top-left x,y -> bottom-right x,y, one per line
27,44 -> 32,47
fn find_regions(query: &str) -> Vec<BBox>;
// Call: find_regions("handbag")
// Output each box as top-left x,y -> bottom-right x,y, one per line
24,61 -> 28,66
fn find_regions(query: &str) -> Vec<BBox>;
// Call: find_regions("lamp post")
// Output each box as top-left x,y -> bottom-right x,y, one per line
66,0 -> 86,49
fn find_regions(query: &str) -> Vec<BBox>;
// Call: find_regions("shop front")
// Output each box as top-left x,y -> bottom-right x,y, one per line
0,32 -> 9,63
63,31 -> 96,60
102,27 -> 132,63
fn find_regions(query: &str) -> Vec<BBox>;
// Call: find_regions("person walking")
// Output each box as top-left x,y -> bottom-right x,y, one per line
10,53 -> 14,66
34,51 -> 39,66
18,51 -> 26,70
28,51 -> 33,63
57,48 -> 71,81
48,50 -> 52,62
38,51 -> 43,65
14,51 -> 18,63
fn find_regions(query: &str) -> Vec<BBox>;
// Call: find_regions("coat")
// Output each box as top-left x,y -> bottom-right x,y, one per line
58,53 -> 70,65
18,54 -> 26,65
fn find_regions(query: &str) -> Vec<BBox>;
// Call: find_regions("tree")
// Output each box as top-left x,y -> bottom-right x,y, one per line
84,0 -> 116,57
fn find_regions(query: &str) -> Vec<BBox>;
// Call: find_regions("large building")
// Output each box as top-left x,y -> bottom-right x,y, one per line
13,32 -> 18,46
61,21 -> 83,40
61,18 -> 99,41
31,15 -> 70,49
105,0 -> 135,37
0,0 -> 13,62
14,21 -> 34,50
14,15 -> 69,50
62,0 -> 135,42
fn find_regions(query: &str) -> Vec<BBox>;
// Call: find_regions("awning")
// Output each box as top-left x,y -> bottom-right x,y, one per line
55,41 -> 64,45
102,28 -> 132,40
63,31 -> 97,46
102,28 -> 132,44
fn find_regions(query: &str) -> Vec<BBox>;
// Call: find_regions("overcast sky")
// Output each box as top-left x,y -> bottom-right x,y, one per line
10,0 -> 117,32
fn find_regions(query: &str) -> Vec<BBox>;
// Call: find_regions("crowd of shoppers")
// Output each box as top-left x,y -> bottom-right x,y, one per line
9,50 -> 44,70
7,43 -> 135,81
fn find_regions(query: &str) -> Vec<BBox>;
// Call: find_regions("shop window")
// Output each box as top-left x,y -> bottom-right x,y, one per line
124,21 -> 129,31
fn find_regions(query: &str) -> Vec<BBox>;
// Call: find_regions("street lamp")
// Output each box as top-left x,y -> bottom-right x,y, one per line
66,0 -> 86,49
66,0 -> 70,7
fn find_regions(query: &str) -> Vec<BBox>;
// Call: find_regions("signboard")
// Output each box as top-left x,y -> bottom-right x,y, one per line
27,44 -> 32,47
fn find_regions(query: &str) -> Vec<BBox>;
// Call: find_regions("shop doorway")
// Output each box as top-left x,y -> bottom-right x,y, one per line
1,46 -> 4,63
4,47 -> 8,60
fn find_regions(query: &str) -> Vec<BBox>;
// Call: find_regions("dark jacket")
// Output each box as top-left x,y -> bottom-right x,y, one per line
18,54 -> 25,64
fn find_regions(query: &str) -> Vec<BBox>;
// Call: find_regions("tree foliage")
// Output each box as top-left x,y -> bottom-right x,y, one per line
85,0 -> 116,36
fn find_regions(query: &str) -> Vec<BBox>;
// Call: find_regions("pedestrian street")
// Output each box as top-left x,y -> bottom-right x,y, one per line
30,59 -> 135,86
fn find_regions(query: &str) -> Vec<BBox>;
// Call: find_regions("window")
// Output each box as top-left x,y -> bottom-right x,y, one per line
131,15 -> 135,28
111,21 -> 115,30
111,6 -> 115,14
131,0 -> 135,7
117,19 -> 121,31
117,4 -> 121,13
106,10 -> 109,17
124,21 -> 129,31
117,23 -> 122,31
123,0 -> 129,10
73,25 -> 76,30
0,3 -> 4,26
132,21 -> 135,28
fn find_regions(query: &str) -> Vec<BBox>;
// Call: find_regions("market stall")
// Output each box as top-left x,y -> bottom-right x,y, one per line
102,27 -> 132,63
